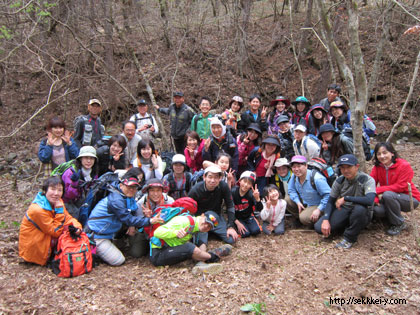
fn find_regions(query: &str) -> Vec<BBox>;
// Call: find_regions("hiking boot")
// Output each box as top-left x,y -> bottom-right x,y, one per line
209,244 -> 233,258
386,222 -> 407,236
192,262 -> 223,275
335,238 -> 354,249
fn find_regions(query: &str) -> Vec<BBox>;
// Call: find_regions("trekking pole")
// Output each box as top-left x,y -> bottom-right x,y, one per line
408,182 -> 420,247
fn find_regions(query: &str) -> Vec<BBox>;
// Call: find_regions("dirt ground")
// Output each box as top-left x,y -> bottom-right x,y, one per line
0,142 -> 419,314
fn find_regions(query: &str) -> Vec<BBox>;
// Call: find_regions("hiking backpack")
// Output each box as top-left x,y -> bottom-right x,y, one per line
341,127 -> 373,161
51,160 -> 77,177
161,151 -> 176,176
165,172 -> 193,199
73,115 -> 105,147
52,227 -> 93,278
307,157 -> 336,188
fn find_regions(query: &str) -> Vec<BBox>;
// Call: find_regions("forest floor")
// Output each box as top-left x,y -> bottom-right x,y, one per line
0,142 -> 420,314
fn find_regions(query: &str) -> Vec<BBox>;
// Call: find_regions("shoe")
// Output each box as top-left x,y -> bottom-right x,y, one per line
335,238 -> 354,249
210,244 -> 233,258
386,222 -> 407,236
192,262 -> 223,275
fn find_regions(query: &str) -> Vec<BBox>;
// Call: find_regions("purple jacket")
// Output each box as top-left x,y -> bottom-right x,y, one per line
62,167 -> 97,203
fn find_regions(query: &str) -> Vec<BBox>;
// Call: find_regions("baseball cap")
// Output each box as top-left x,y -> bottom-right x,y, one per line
88,98 -> 101,106
173,91 -> 184,97
275,115 -> 290,125
274,158 -> 290,168
136,99 -> 148,106
204,165 -> 222,175
290,155 -> 307,165
294,124 -> 307,133
337,154 -> 359,167
204,213 -> 219,228
172,154 -> 186,165
122,177 -> 141,187
239,171 -> 256,184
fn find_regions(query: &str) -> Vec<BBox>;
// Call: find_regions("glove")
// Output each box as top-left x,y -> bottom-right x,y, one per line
205,252 -> 220,263
70,170 -> 81,183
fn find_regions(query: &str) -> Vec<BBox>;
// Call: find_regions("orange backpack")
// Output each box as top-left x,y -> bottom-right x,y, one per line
52,229 -> 93,278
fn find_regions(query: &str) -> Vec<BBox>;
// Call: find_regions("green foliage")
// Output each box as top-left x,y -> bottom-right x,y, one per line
0,25 -> 12,40
240,302 -> 266,314
0,221 -> 8,229
323,300 -> 330,307
12,221 -> 20,227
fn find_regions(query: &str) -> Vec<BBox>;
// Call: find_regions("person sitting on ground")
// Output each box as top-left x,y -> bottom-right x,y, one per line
96,135 -> 127,176
237,123 -> 262,175
268,158 -> 294,210
370,142 -> 420,236
306,104 -> 330,137
261,185 -> 287,235
237,94 -> 268,134
291,96 -> 311,127
62,146 -> 99,220
121,121 -> 142,169
202,117 -> 239,172
314,154 -> 376,249
202,153 -> 236,189
232,171 -> 262,238
267,96 -> 291,135
154,91 -> 195,153
184,130 -> 204,174
188,165 -> 239,250
221,96 -> 243,134
190,96 -> 213,140
73,98 -> 104,148
86,175 -> 163,266
292,124 -> 320,161
150,212 -> 232,274
38,116 -> 79,175
275,115 -> 295,160
19,176 -> 82,266
287,155 -> 331,227
129,99 -> 159,141
318,83 -> 342,112
132,139 -> 163,181
162,154 -> 193,200
318,123 -> 353,166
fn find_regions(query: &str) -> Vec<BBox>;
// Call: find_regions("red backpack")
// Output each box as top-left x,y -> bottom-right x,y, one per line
52,229 -> 93,278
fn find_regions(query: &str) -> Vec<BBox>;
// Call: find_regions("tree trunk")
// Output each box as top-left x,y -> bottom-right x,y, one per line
159,0 -> 171,49
298,0 -> 313,58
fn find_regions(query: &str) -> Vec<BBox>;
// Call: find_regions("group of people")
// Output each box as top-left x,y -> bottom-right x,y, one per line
18,84 -> 420,273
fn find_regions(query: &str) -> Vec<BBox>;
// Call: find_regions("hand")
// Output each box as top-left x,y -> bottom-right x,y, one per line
267,224 -> 274,232
142,205 -> 152,218
138,125 -> 149,132
264,197 -> 272,209
54,200 -> 64,209
113,151 -> 124,162
297,202 -> 305,214
150,212 -> 164,225
227,227 -> 239,241
227,168 -> 236,186
321,219 -> 331,237
70,170 -> 81,183
46,131 -> 54,145
235,221 -> 247,236
186,146 -> 195,157
154,104 -> 160,110
204,137 -> 211,152
61,130 -> 72,144
176,226 -> 189,239
261,106 -> 268,119
251,184 -> 260,202
310,208 -> 321,222
126,226 -> 137,236
151,154 -> 158,169
335,197 -> 345,210
322,140 -> 328,151
75,228 -> 82,236
149,126 -> 155,132
243,135 -> 250,145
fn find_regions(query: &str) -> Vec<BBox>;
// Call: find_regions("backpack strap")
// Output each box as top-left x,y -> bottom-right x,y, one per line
186,215 -> 195,234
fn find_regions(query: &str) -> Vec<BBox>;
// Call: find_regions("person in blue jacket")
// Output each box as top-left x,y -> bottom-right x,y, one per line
87,175 -> 163,266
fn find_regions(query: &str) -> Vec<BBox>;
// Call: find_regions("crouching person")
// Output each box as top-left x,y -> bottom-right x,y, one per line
86,176 -> 163,266
19,176 -> 82,266
150,213 -> 232,273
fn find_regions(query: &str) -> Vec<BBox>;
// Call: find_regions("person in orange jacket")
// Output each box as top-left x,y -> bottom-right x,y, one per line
19,176 -> 82,266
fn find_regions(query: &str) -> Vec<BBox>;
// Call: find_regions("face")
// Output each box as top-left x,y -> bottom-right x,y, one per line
123,123 -> 136,140
137,104 -> 148,115
264,143 -> 277,156
110,141 -> 123,155
187,136 -> 198,149
239,178 -> 253,194
231,101 -> 241,112
80,156 -> 95,169
140,145 -> 152,159
376,146 -> 394,166
88,103 -> 102,117
327,89 -> 339,102
45,184 -> 64,206
279,122 -> 290,133
211,124 -> 223,138
296,103 -> 306,113
339,164 -> 359,180
216,156 -> 230,172
276,101 -> 286,112
120,184 -> 138,198
148,187 -> 163,203
174,96 -> 184,107
291,163 -> 307,178
313,109 -> 323,119
51,126 -> 64,137
294,130 -> 305,141
198,216 -> 213,232
249,98 -> 261,112
200,100 -> 211,115
204,172 -> 222,191
276,166 -> 289,177
172,163 -> 185,174
321,131 -> 334,142
331,106 -> 343,118
267,189 -> 280,201
247,129 -> 258,141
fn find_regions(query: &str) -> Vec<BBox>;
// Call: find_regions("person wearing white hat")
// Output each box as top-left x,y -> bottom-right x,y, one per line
162,154 -> 193,200
292,124 -> 321,161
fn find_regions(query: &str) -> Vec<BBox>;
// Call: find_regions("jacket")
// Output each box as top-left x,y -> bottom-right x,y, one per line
162,171 -> 193,200
293,135 -> 320,161
38,138 -> 79,164
19,192 -> 82,266
237,135 -> 256,167
184,139 -> 204,173
96,145 -> 126,176
237,109 -> 268,134
278,130 -> 295,160
202,132 -> 239,172
370,158 -> 420,203
87,182 -> 151,239
62,167 -> 98,203
152,215 -> 200,248
73,114 -> 104,148
159,103 -> 195,139
190,113 -> 213,139
260,199 -> 286,227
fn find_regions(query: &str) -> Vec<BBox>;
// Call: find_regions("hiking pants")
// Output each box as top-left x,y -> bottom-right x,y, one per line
128,231 -> 148,258
374,191 -> 419,226
194,211 -> 235,246
262,219 -> 285,235
150,242 -> 196,266
237,216 -> 261,237
95,238 -> 125,266
287,200 -> 319,226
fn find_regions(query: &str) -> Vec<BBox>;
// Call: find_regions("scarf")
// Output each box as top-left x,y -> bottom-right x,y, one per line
81,167 -> 92,182
262,151 -> 276,177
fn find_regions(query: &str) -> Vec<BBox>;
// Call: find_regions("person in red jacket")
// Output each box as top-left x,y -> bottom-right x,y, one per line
370,142 -> 420,236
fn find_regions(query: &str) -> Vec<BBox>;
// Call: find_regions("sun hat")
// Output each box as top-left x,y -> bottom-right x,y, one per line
77,146 -> 97,160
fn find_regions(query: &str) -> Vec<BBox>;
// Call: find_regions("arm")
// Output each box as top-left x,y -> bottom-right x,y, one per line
62,168 -> 81,201
38,139 -> 53,163
221,182 -> 236,228
108,194 -> 151,228
260,202 -> 271,221
344,193 -> 376,207
273,200 -> 286,226
313,174 -> 331,211
66,137 -> 80,160
158,107 -> 170,115
287,175 -> 301,205
151,115 -> 159,135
